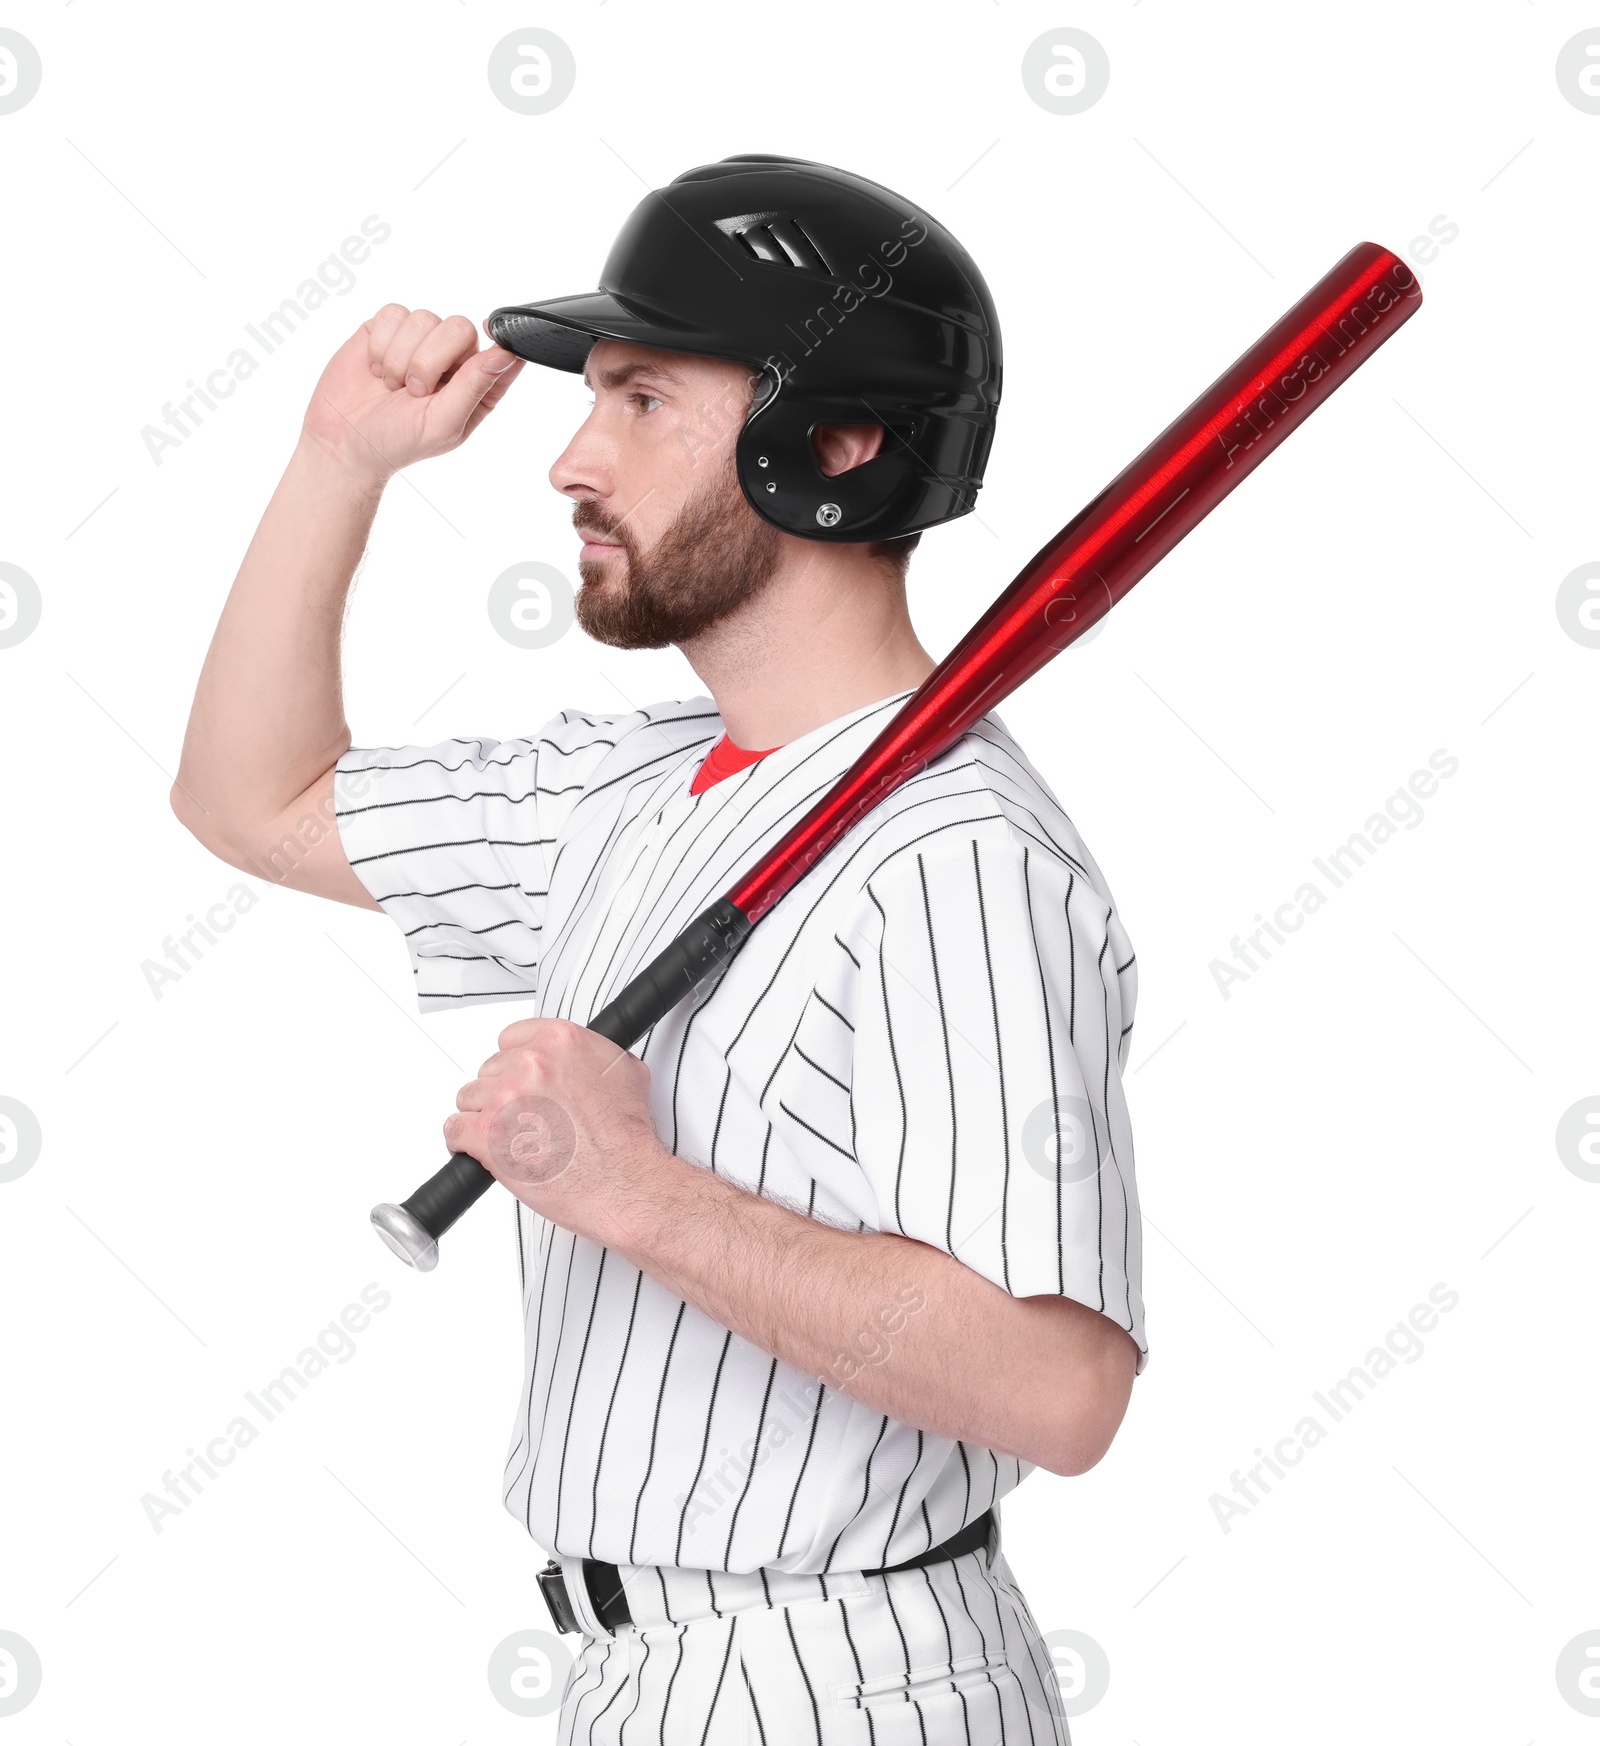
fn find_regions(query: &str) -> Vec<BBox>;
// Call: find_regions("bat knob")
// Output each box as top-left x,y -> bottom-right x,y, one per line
370,1202 -> 439,1272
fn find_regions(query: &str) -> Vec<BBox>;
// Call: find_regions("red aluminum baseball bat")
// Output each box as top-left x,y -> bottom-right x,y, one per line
372,239 -> 1422,1270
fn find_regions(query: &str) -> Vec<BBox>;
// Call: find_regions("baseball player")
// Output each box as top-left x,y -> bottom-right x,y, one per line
174,155 -> 1146,1743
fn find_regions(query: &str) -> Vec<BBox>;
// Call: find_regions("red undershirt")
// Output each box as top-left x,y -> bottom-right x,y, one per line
689,732 -> 779,795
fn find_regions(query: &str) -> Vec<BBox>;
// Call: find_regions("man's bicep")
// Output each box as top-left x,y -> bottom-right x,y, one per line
256,767 -> 381,907
190,765 -> 379,908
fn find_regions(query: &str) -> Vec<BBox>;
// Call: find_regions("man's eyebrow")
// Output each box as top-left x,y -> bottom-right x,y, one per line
582,358 -> 687,392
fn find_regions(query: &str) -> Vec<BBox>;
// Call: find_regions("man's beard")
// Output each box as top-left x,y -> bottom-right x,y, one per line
573,451 -> 784,649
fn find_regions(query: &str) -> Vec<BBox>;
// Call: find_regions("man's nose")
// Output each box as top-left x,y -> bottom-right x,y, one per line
549,411 -> 612,504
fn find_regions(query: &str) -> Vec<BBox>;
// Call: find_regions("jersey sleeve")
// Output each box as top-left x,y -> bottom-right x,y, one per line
331,714 -> 619,1012
843,831 -> 1147,1371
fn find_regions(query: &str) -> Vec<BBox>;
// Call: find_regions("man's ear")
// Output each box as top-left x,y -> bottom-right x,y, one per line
811,423 -> 886,477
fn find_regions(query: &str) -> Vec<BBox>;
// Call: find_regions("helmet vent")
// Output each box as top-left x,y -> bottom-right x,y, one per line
716,212 -> 831,274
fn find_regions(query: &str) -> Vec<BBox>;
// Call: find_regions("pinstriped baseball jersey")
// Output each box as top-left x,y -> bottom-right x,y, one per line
333,686 -> 1146,1576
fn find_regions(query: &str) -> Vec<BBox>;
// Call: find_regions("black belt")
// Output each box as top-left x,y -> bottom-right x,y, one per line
537,1509 -> 995,1637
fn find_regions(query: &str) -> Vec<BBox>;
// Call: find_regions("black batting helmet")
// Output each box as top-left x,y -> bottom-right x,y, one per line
486,153 -> 1002,544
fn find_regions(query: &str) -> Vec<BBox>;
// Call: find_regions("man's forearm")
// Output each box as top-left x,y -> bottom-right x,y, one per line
174,438 -> 382,841
605,1140 -> 1137,1477
174,313 -> 522,905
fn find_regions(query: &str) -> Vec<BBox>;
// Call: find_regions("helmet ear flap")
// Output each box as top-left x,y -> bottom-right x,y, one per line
736,396 -> 920,542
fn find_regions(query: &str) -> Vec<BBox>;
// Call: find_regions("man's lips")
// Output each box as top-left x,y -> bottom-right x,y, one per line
578,532 -> 623,557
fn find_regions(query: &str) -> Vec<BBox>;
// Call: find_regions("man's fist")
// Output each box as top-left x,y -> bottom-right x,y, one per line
299,305 -> 524,485
444,1017 -> 666,1247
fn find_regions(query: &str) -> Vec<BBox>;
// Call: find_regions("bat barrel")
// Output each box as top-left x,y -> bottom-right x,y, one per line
727,241 -> 1421,925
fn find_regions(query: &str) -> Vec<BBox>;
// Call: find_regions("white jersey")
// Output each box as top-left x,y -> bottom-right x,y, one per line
333,687 -> 1146,1576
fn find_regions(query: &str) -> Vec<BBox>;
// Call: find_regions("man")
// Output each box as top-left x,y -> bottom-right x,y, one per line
174,154 -> 1146,1744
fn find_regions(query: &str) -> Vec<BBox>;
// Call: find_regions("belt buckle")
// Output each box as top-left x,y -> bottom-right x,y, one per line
536,1560 -> 582,1636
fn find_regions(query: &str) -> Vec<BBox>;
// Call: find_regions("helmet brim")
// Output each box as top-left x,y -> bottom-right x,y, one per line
485,290 -> 735,375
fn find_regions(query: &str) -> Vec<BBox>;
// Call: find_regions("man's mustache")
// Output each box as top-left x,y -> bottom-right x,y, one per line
573,510 -> 632,546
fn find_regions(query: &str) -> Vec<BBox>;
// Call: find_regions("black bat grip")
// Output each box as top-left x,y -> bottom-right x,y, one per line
369,898 -> 753,1270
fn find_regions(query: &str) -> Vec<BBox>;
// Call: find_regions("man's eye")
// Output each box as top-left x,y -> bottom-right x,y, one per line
630,392 -> 662,414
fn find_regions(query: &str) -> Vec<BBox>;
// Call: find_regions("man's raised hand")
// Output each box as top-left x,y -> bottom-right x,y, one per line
300,306 -> 524,486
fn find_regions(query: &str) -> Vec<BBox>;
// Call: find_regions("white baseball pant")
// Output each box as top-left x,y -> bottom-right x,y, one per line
553,1517 -> 1070,1744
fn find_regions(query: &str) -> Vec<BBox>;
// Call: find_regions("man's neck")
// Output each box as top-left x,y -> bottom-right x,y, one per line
677,545 -> 938,749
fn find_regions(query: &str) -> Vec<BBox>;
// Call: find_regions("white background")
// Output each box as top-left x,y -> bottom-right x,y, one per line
1,2 -> 1596,1740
